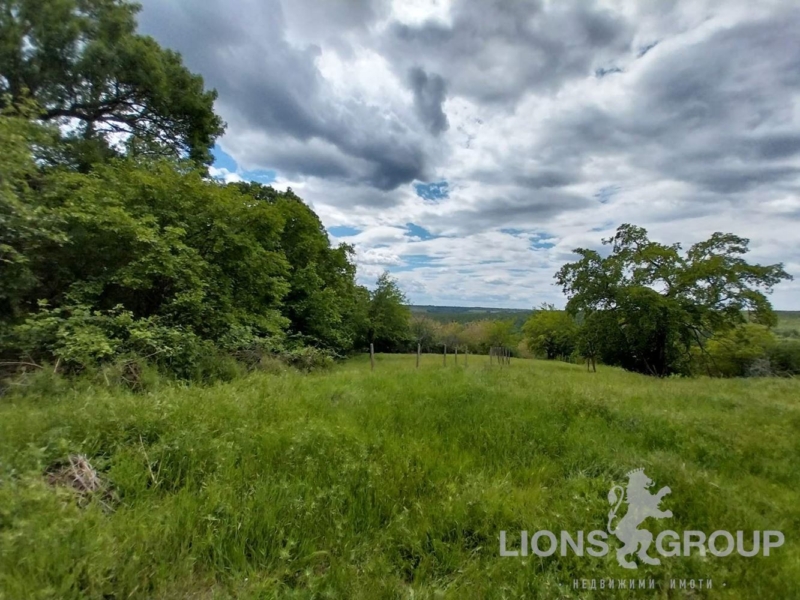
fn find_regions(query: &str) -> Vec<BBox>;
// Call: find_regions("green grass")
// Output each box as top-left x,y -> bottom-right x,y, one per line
1,355 -> 799,599
776,311 -> 800,338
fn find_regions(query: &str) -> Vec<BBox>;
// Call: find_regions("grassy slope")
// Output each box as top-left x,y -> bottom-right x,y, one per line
1,355 -> 799,599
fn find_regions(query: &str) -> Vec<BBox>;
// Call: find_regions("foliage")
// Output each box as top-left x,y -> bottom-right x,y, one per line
0,0 -> 224,167
2,355 -> 799,597
556,224 -> 792,376
366,272 -> 410,351
767,340 -> 800,376
522,304 -> 577,359
234,183 -> 370,353
699,323 -> 776,377
277,346 -> 335,372
409,314 -> 440,351
0,119 -> 369,376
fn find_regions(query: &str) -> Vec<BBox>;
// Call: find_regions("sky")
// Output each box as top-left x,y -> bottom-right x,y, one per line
137,0 -> 800,309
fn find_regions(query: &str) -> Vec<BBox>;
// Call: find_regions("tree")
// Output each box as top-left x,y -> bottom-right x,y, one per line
486,319 -> 515,348
522,304 -> 577,360
0,0 -> 224,168
461,320 -> 490,354
556,224 -> 792,376
235,183 -> 367,353
409,314 -> 439,352
366,272 -> 410,351
439,321 -> 463,351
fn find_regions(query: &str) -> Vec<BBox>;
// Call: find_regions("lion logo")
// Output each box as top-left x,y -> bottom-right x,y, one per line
607,468 -> 673,569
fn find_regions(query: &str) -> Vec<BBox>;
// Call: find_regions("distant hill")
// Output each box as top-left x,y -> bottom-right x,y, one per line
409,306 -> 800,337
410,305 -> 532,328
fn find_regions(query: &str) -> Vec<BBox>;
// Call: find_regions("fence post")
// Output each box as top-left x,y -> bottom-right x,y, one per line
370,343 -> 375,371
443,344 -> 447,366
465,347 -> 468,366
455,345 -> 458,365
416,342 -> 421,368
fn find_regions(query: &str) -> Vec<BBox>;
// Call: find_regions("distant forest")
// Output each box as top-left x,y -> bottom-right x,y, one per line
411,306 -> 800,338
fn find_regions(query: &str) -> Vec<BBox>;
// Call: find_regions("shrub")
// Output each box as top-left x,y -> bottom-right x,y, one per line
768,340 -> 800,376
279,346 -> 335,372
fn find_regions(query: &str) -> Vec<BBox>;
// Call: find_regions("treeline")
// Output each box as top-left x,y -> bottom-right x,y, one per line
0,0 -> 411,385
0,110 -> 416,381
410,306 -> 530,330
523,305 -> 800,377
522,224 -> 796,377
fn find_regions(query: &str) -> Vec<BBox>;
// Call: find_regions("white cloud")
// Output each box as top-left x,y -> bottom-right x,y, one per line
139,0 -> 800,308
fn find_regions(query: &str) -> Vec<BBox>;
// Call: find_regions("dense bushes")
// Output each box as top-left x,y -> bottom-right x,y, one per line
0,110 -> 392,382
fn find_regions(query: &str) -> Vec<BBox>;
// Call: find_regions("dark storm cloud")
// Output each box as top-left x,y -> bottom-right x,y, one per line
429,190 -> 595,236
135,0 -> 800,230
525,9 -> 800,203
408,67 -> 449,135
384,0 -> 633,105
137,0 -> 431,191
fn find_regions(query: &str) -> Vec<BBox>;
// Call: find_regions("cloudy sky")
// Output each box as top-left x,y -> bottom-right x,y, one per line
138,0 -> 800,308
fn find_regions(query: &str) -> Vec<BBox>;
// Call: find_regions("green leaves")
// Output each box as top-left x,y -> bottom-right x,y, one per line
0,0 -> 224,167
556,224 -> 792,376
367,272 -> 411,351
522,306 -> 577,360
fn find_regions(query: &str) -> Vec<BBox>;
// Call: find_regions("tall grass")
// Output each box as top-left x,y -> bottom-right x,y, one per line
1,355 -> 799,598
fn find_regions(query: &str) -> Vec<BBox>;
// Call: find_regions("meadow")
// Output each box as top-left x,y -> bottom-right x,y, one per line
1,355 -> 799,599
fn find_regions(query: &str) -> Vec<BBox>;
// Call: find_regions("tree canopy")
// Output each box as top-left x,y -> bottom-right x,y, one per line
0,0 -> 224,167
556,224 -> 791,375
366,272 -> 410,351
522,304 -> 577,360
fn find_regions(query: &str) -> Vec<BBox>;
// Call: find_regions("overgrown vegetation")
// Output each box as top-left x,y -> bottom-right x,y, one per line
1,355 -> 799,598
0,0 -> 414,384
518,224 -> 794,377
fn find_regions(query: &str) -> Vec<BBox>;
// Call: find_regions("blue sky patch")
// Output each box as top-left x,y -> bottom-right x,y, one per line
595,66 -> 623,78
212,145 -> 238,172
328,226 -> 362,238
594,185 -> 620,204
414,181 -> 449,201
530,233 -> 556,249
405,222 -> 437,240
390,254 -> 439,273
212,144 -> 277,184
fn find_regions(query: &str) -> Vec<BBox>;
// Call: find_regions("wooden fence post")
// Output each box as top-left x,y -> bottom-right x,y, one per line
443,344 -> 447,366
370,343 -> 375,371
416,342 -> 421,368
455,345 -> 458,365
465,347 -> 468,366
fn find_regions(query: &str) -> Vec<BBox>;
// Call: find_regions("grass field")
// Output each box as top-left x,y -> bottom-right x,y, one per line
1,355 -> 799,599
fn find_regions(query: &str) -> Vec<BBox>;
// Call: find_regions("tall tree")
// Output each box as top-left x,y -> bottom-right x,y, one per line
0,0 -> 224,167
410,314 -> 439,352
367,272 -> 410,351
556,224 -> 791,376
234,183 -> 367,353
522,304 -> 577,360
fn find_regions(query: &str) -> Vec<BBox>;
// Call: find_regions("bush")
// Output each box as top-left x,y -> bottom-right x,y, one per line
279,346 -> 335,372
768,340 -> 800,376
697,324 -> 775,377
